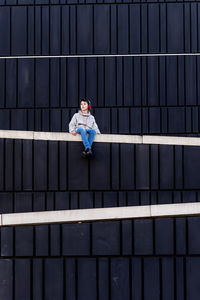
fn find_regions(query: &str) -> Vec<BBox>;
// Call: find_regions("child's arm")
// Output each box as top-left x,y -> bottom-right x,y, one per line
92,118 -> 100,134
69,114 -> 77,134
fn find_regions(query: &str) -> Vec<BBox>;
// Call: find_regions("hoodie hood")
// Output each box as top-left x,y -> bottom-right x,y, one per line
78,110 -> 91,117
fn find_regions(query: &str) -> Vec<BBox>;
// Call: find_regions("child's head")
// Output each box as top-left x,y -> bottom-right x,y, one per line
80,99 -> 92,113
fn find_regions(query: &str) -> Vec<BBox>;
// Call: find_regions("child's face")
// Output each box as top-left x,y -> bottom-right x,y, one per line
80,101 -> 88,112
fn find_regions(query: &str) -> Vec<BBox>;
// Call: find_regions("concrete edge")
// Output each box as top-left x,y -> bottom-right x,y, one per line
0,130 -> 34,140
1,206 -> 151,226
34,131 -> 79,142
2,203 -> 200,227
0,129 -> 199,146
94,134 -> 142,144
34,132 -> 143,144
1,53 -> 200,60
143,135 -> 200,146
150,202 -> 200,217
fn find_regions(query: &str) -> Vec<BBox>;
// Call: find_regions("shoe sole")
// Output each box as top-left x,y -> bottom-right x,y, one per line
81,151 -> 92,159
81,152 -> 87,158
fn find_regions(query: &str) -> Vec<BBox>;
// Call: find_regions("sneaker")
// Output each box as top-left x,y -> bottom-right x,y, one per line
86,148 -> 92,157
81,150 -> 87,158
81,148 -> 91,158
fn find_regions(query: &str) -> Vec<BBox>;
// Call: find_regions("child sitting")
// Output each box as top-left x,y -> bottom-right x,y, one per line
69,99 -> 100,158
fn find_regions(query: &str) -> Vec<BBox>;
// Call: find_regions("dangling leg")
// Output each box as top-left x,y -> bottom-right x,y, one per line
87,129 -> 96,149
76,128 -> 90,157
86,129 -> 96,156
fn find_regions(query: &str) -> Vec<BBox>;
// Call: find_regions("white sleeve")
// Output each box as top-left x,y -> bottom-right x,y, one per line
69,114 -> 77,132
92,117 -> 100,134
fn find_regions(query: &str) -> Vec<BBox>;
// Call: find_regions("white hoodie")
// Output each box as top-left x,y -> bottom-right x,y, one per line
69,110 -> 100,134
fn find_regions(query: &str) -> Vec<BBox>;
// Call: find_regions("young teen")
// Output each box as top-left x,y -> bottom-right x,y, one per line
69,99 -> 100,158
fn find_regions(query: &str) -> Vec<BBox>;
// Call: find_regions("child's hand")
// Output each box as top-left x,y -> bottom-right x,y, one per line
71,131 -> 77,136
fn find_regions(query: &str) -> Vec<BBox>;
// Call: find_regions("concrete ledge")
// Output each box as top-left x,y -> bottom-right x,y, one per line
143,135 -> 200,146
34,131 -> 77,142
94,134 -> 142,144
2,206 -> 151,226
0,130 -> 34,140
1,52 -> 200,60
33,132 -> 142,144
2,203 -> 200,227
0,129 -> 199,147
150,202 -> 200,217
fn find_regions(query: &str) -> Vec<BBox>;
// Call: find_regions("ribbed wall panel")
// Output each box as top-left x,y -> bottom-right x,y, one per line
0,1 -> 199,299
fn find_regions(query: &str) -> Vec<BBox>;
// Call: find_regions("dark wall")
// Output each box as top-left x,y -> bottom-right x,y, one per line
0,139 -> 200,194
0,3 -> 199,135
1,218 -> 200,299
0,3 -> 199,56
1,57 -> 199,109
0,1 -> 200,300
0,2 -> 199,137
1,256 -> 200,300
0,56 -> 200,135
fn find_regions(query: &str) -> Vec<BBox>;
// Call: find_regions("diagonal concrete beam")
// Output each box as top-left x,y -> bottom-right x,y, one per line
0,129 -> 199,146
1,202 -> 200,227
0,52 -> 200,60
143,135 -> 200,147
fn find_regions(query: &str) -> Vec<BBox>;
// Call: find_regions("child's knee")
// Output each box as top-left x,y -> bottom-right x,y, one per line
77,128 -> 85,133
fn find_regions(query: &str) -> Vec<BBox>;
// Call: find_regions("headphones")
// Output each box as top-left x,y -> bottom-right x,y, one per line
80,98 -> 92,110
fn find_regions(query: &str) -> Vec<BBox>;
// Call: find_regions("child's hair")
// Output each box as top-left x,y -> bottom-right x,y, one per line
80,98 -> 92,110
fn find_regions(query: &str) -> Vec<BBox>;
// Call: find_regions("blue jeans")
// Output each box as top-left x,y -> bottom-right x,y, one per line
76,128 -> 96,150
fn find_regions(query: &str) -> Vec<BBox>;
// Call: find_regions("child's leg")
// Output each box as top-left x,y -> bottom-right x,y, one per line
87,129 -> 96,148
76,128 -> 90,149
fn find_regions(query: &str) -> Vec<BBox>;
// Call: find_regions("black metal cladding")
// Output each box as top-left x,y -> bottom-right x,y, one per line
0,190 -> 200,213
0,3 -> 200,55
1,222 -> 200,299
0,56 -> 200,135
1,106 -> 200,135
0,56 -> 200,108
0,0 -> 200,4
0,139 -> 200,192
3,218 -> 200,257
0,1 -> 200,300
